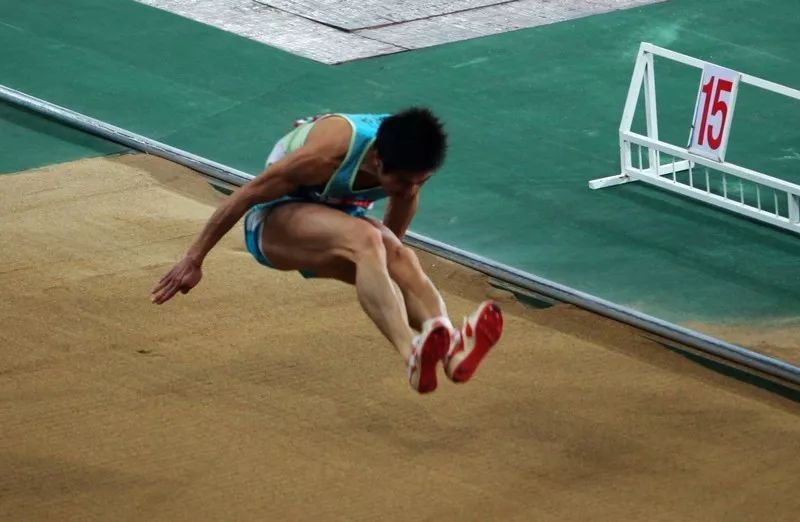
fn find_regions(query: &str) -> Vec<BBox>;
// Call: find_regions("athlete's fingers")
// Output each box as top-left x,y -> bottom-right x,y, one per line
152,267 -> 177,293
153,279 -> 180,304
151,278 -> 167,295
161,264 -> 180,283
163,279 -> 182,301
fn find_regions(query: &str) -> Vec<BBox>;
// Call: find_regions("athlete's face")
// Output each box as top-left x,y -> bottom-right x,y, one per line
376,160 -> 433,198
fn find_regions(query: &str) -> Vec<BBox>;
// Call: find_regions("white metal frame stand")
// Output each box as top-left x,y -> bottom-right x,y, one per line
590,42 -> 800,235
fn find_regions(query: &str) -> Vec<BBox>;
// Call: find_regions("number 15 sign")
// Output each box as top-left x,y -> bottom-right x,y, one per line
688,64 -> 741,163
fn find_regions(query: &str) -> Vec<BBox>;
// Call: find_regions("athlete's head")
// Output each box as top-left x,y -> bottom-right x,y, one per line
375,107 -> 447,197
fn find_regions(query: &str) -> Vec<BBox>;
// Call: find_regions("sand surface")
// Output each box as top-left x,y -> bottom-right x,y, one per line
1,154 -> 798,521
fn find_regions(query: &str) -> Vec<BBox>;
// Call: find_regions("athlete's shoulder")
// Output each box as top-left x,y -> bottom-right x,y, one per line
305,115 -> 352,153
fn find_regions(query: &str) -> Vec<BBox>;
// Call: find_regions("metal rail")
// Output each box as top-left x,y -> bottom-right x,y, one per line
3,83 -> 799,386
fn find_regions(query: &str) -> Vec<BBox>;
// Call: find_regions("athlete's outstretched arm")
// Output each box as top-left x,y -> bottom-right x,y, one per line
150,147 -> 326,304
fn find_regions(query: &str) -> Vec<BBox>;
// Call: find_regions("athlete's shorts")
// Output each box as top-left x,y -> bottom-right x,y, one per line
242,135 -> 367,279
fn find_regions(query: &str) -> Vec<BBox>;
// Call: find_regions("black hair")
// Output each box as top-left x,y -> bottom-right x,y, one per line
375,107 -> 448,173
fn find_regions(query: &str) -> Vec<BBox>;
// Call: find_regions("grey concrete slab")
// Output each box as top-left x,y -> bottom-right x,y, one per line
356,0 -> 666,49
357,1 -> 549,49
254,0 -> 512,30
135,0 -> 404,63
135,0 -> 666,63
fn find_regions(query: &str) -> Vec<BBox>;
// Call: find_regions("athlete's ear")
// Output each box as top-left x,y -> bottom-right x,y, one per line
375,155 -> 384,175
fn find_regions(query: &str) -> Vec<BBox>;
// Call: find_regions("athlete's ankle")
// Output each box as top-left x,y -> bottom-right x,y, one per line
420,315 -> 453,333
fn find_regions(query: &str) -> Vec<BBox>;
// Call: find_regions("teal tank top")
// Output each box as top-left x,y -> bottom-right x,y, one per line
282,113 -> 390,214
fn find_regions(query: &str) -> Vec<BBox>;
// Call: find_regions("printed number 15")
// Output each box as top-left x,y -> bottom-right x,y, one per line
697,76 -> 733,149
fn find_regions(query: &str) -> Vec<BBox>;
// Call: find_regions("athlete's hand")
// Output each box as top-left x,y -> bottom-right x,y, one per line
151,255 -> 203,304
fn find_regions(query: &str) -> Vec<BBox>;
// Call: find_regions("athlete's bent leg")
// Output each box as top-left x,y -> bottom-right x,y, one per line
258,203 -> 451,393
363,219 -> 504,385
259,203 -> 415,355
362,219 -> 449,332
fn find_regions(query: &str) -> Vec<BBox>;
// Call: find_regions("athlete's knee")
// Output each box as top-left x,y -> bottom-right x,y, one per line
385,241 -> 426,284
388,243 -> 420,270
349,224 -> 386,263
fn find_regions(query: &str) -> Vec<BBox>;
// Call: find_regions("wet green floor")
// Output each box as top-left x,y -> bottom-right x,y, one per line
2,0 -> 799,328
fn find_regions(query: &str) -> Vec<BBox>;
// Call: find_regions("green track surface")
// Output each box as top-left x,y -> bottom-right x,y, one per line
0,103 -> 122,173
2,0 -> 799,327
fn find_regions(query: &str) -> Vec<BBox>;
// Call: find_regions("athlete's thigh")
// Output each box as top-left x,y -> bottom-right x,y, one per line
260,202 -> 375,273
295,215 -> 403,283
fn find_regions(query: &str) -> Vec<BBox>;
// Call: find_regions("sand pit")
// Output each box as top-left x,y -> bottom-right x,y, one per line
1,154 -> 798,521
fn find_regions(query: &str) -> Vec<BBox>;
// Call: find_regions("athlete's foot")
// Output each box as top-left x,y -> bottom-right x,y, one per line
407,319 -> 451,394
444,300 -> 504,383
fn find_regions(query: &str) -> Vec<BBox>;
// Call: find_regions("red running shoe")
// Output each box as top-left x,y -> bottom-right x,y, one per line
444,301 -> 503,383
407,318 -> 451,394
